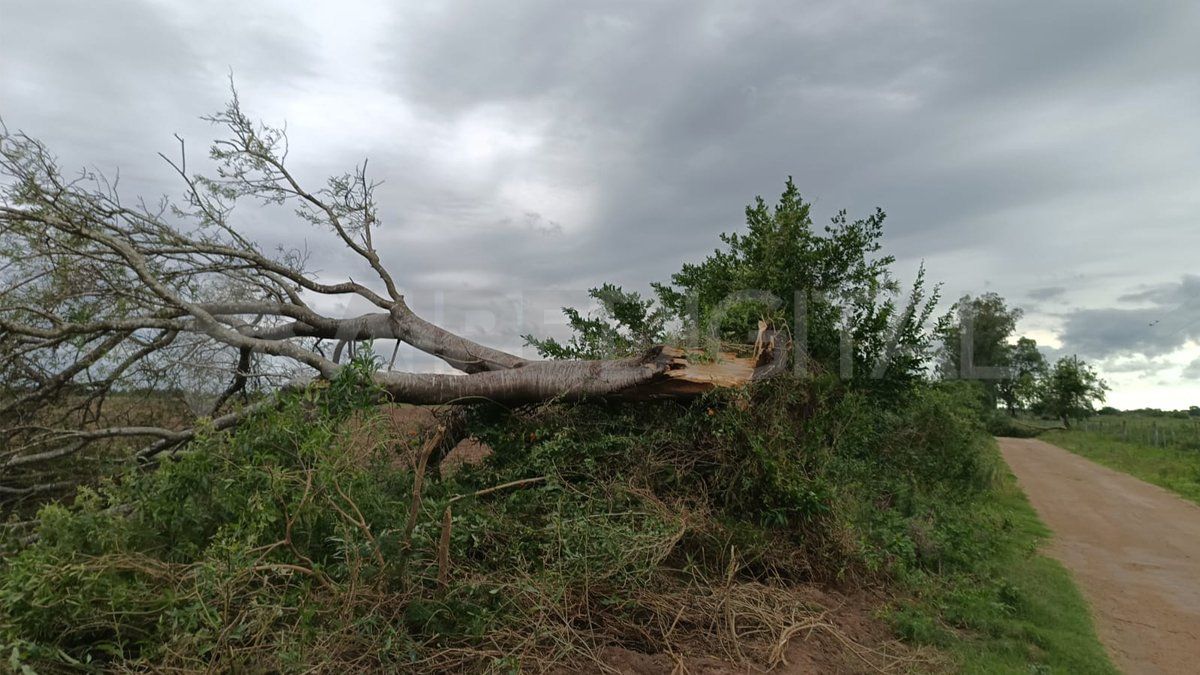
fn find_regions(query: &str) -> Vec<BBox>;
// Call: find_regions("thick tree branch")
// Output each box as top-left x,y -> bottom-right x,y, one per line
0,96 -> 787,507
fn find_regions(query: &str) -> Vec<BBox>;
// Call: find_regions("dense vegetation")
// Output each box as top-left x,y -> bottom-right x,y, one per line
0,181 -> 1114,672
527,178 -> 943,401
0,358 -> 1114,672
892,460 -> 1115,674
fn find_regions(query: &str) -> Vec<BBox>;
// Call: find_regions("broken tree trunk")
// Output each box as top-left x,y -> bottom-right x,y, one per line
373,335 -> 790,405
0,105 -> 793,483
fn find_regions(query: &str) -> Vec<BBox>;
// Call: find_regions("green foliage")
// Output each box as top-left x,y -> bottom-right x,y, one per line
936,297 -> 1104,430
660,179 -> 944,391
984,412 -> 1048,438
997,337 -> 1048,415
1117,406 -> 1195,419
523,283 -> 667,359
889,457 -> 1117,674
937,293 -> 1024,410
0,357 -> 1022,670
528,179 -> 945,396
1035,356 -> 1108,427
656,179 -> 892,343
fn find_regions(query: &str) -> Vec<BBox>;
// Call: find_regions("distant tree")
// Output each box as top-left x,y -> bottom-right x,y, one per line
1098,406 -> 1121,416
937,293 -> 1023,409
1036,356 -> 1108,427
996,337 -> 1048,416
1189,405 -> 1200,418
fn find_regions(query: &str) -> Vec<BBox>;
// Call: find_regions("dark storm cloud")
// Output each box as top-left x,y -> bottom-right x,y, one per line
382,0 -> 1200,300
0,0 -> 334,279
1,1 -> 315,161
1057,276 -> 1200,359
3,1 -> 1200,396
1057,308 -> 1173,358
387,1 -> 947,282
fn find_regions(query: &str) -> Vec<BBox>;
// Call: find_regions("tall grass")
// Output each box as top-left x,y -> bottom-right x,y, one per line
1068,414 -> 1200,451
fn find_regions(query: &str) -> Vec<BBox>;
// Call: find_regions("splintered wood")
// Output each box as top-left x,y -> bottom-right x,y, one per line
634,331 -> 786,398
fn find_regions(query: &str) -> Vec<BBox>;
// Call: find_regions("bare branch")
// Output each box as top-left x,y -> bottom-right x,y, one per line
0,93 -> 784,508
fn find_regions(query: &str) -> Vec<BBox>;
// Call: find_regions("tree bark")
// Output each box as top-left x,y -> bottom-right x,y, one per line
0,107 -> 793,491
375,341 -> 788,405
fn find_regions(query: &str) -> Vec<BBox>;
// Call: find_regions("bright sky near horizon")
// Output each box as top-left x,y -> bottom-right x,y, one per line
3,0 -> 1199,409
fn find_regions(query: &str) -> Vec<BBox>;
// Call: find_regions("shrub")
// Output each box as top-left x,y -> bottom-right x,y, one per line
1,357 -> 992,671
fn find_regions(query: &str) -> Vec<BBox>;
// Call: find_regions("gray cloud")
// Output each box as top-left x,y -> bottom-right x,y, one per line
378,0 -> 1200,299
1103,357 -> 1176,377
1057,307 -> 1176,358
3,1 -> 1200,403
1058,276 -> 1200,359
1120,275 -> 1200,307
0,1 -> 315,161
1184,358 -> 1200,381
1028,286 -> 1067,301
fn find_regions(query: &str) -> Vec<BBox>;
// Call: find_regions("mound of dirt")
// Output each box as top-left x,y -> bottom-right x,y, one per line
342,405 -> 493,475
440,436 -> 493,476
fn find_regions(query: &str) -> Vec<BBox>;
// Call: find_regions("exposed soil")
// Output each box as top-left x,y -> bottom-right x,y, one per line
999,437 -> 1200,675
342,405 -> 494,474
439,436 -> 492,476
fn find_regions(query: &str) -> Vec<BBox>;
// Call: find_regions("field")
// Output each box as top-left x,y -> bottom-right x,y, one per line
1071,414 -> 1200,451
1042,420 -> 1200,505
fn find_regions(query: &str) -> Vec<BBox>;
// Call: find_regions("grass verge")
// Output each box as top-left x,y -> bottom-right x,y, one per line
890,444 -> 1117,674
1042,429 -> 1200,505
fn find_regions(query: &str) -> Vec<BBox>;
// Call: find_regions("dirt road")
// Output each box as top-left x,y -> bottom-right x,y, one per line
999,437 -> 1200,675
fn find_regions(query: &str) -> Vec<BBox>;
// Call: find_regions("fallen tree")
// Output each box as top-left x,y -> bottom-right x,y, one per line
0,94 -> 785,492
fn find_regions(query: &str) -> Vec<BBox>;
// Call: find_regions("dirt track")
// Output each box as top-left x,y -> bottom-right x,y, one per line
999,437 -> 1200,675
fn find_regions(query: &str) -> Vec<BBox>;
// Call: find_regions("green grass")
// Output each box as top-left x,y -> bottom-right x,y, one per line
1074,414 -> 1200,451
1043,429 -> 1200,505
892,448 -> 1117,674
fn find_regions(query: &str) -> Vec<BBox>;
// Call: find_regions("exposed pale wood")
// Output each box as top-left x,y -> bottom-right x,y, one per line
0,110 -> 793,491
373,334 -> 789,405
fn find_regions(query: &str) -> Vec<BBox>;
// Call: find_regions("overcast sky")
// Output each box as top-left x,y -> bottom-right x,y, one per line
3,0 -> 1199,408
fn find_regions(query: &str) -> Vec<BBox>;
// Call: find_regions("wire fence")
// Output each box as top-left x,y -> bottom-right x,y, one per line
1076,415 -> 1200,451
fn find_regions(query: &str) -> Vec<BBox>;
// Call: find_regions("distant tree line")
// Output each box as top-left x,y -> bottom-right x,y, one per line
935,292 -> 1108,427
525,190 -> 1113,429
1099,405 -> 1200,419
